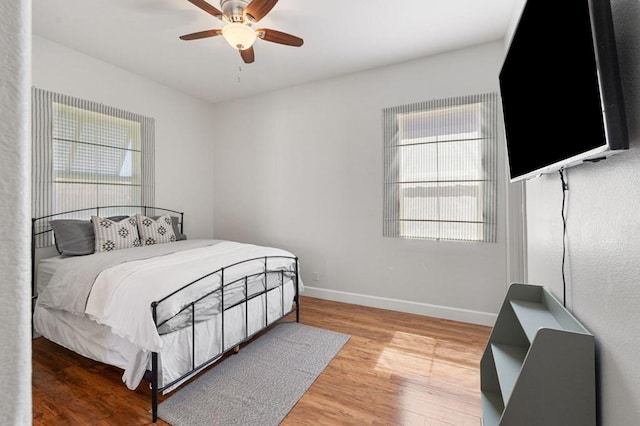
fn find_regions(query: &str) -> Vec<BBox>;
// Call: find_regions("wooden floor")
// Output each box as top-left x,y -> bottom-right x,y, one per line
32,296 -> 491,425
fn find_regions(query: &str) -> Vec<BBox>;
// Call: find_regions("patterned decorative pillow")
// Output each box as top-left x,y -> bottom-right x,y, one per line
152,215 -> 187,241
92,216 -> 141,252
136,213 -> 176,246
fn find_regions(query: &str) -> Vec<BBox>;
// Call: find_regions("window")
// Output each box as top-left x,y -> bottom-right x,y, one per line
383,93 -> 498,242
52,102 -> 143,212
32,88 -> 155,246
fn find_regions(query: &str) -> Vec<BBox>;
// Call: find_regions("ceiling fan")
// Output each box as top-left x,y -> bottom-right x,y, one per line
180,0 -> 304,64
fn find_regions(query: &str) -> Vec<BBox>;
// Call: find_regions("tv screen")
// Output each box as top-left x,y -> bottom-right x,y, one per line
500,0 -> 628,182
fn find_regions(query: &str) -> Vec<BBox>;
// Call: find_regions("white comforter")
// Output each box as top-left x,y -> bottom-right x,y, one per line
38,240 -> 298,353
85,241 -> 297,352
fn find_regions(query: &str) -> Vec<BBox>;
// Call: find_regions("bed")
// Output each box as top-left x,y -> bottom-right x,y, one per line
31,206 -> 301,422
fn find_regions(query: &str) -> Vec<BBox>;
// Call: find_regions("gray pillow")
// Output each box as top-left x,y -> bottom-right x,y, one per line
152,215 -> 187,241
50,219 -> 95,256
105,215 -> 130,222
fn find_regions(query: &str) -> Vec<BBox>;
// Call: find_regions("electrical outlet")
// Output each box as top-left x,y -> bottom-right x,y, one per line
313,272 -> 320,282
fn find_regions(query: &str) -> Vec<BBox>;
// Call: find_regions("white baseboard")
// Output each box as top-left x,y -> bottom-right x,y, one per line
302,286 -> 497,327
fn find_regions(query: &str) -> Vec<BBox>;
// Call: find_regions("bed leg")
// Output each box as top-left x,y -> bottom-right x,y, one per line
233,345 -> 241,354
151,352 -> 158,423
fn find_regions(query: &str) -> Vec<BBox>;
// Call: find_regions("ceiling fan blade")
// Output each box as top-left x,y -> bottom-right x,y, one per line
179,29 -> 223,40
244,0 -> 279,22
187,0 -> 226,20
240,46 -> 255,64
257,28 -> 303,47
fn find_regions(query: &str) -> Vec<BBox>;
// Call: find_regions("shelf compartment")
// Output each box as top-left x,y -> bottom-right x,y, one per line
481,391 -> 504,426
491,343 -> 527,404
481,284 -> 595,425
510,299 -> 562,343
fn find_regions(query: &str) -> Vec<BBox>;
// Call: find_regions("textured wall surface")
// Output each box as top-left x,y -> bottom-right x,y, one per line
524,0 -> 640,424
0,1 -> 32,424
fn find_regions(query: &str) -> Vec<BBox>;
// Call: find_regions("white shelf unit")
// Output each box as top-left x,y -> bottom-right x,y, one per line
480,283 -> 595,426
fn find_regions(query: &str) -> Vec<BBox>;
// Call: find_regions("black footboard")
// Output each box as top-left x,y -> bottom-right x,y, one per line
149,255 -> 300,423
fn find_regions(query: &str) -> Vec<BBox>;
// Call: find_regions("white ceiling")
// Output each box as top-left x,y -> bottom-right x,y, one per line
33,0 -> 516,104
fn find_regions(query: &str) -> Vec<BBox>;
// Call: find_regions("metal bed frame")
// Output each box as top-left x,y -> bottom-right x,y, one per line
31,206 -> 300,423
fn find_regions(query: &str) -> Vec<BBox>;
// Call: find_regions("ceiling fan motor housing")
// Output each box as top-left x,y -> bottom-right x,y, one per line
220,0 -> 249,22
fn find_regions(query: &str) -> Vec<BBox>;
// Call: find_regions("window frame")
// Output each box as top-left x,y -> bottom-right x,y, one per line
383,93 -> 498,243
32,88 -> 155,248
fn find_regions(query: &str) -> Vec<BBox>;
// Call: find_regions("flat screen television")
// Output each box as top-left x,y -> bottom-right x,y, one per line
500,0 -> 628,182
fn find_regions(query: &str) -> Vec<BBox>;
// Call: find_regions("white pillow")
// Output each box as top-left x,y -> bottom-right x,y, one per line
92,216 -> 141,252
136,213 -> 176,246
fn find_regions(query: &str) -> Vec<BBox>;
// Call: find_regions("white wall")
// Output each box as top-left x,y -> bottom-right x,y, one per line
211,41 -> 509,325
0,1 -> 32,424
515,0 -> 640,423
32,36 -> 216,238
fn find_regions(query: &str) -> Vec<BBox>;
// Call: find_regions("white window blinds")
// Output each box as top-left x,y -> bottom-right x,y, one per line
383,93 -> 498,242
32,88 -> 155,246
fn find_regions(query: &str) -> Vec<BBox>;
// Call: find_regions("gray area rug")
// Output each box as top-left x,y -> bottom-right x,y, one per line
158,322 -> 350,426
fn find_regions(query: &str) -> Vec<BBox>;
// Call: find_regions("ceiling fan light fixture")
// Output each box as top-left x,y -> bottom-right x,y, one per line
221,23 -> 256,50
